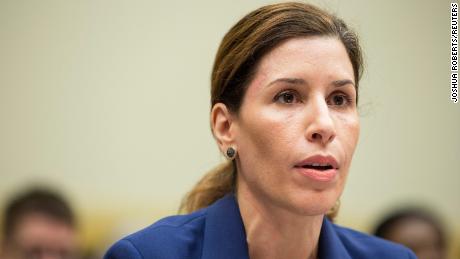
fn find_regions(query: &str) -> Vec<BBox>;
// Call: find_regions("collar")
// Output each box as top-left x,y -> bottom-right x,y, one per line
318,215 -> 352,259
201,193 -> 249,259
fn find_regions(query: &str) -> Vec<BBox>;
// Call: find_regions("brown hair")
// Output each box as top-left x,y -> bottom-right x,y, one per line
180,2 -> 363,218
2,188 -> 75,239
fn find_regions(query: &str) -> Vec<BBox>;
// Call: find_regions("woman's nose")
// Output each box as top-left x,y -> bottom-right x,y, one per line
305,99 -> 336,145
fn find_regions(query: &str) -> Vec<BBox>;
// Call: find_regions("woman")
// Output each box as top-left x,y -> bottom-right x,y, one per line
105,2 -> 416,259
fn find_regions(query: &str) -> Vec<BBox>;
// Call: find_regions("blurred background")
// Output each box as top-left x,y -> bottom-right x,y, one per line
0,0 -> 458,258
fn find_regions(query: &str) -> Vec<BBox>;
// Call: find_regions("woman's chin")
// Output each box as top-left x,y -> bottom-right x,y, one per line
282,190 -> 340,217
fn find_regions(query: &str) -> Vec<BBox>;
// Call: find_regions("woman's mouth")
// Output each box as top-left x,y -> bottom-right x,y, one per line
294,155 -> 339,182
300,163 -> 334,170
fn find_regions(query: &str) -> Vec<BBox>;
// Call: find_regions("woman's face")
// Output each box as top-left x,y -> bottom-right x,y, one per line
233,36 -> 360,216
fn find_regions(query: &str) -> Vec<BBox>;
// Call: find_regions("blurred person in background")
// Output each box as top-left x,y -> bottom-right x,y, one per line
105,2 -> 416,259
0,187 -> 79,259
374,207 -> 447,259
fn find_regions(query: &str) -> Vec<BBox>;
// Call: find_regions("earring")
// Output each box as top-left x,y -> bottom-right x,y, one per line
226,147 -> 236,160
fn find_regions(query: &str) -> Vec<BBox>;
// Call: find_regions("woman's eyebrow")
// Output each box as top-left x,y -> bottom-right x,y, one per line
332,79 -> 355,88
266,77 -> 306,88
266,78 -> 355,88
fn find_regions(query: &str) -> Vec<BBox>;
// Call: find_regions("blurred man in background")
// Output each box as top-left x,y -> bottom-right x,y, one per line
374,207 -> 447,259
0,188 -> 78,259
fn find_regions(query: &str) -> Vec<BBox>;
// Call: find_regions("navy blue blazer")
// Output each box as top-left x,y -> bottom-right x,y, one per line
105,194 -> 416,259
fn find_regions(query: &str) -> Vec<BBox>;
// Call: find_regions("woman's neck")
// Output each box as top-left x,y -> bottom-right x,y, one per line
236,183 -> 323,259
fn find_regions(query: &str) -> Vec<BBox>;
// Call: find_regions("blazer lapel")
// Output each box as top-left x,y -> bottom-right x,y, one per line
318,218 -> 352,259
201,193 -> 250,259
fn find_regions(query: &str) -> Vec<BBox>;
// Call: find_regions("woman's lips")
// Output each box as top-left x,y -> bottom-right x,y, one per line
294,167 -> 338,182
294,154 -> 339,182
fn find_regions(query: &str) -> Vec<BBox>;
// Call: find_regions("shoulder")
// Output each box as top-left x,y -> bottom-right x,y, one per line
332,224 -> 417,259
104,209 -> 207,259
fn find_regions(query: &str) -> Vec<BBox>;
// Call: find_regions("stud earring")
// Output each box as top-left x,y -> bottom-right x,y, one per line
226,147 -> 236,160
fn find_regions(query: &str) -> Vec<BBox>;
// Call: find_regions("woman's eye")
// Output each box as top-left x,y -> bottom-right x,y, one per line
274,91 -> 299,104
333,95 -> 345,105
329,93 -> 352,107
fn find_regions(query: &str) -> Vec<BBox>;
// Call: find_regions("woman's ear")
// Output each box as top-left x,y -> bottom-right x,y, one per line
210,103 -> 237,153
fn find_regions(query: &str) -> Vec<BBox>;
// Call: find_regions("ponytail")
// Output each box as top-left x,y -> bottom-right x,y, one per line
179,161 -> 235,213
